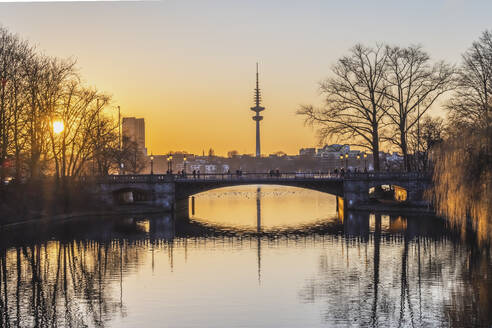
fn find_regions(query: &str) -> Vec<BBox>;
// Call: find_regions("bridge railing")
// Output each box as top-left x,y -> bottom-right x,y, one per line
174,172 -> 341,181
95,174 -> 173,184
344,172 -> 431,180
93,171 -> 430,184
95,172 -> 342,183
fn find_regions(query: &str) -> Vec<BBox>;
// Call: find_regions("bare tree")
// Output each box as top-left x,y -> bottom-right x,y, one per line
298,44 -> 388,171
383,45 -> 455,171
408,115 -> 445,171
47,77 -> 113,179
0,26 -> 122,183
22,54 -> 52,179
447,30 -> 492,132
120,136 -> 146,174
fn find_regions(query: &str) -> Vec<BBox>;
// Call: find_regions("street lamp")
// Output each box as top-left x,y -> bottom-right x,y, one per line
345,153 -> 349,170
357,154 -> 360,171
150,154 -> 154,175
167,154 -> 173,173
363,153 -> 368,172
339,154 -> 344,170
120,162 -> 124,175
183,157 -> 187,174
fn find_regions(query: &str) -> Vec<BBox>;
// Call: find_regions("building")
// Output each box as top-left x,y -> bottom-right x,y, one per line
299,148 -> 316,157
316,144 -> 350,158
122,117 -> 147,155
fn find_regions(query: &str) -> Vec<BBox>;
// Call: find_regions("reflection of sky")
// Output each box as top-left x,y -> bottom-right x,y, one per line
2,234 -> 488,327
190,185 -> 338,230
107,237 -> 484,327
1,186 -> 491,327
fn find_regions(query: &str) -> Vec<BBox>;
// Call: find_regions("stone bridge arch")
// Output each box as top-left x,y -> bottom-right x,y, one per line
95,178 -> 175,210
343,172 -> 431,208
92,173 -> 430,212
112,187 -> 152,204
174,178 -> 344,200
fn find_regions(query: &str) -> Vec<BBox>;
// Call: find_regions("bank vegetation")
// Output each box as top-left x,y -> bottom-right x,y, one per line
0,26 -> 145,224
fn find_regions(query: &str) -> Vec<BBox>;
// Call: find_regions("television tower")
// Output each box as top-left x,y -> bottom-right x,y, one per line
251,63 -> 265,158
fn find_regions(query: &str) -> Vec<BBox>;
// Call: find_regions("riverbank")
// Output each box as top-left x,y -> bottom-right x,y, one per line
0,205 -> 170,231
352,201 -> 436,216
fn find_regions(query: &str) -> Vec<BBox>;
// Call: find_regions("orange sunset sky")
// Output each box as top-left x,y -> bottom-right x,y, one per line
0,0 -> 491,156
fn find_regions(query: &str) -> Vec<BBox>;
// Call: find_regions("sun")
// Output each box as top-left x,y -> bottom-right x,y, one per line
53,120 -> 64,134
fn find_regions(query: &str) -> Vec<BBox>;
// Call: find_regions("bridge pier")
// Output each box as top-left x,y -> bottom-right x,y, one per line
94,176 -> 175,211
343,178 -> 370,209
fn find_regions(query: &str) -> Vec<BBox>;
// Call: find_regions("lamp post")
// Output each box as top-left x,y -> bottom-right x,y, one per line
150,154 -> 154,175
357,154 -> 360,171
363,153 -> 368,172
167,154 -> 173,173
345,153 -> 348,171
183,156 -> 187,174
120,162 -> 124,175
339,154 -> 344,170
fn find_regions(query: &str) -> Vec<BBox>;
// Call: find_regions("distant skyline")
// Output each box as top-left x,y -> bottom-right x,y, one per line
0,0 -> 491,155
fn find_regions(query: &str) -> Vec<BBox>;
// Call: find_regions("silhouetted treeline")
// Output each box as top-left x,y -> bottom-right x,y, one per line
0,26 -> 152,222
0,26 -> 145,184
298,44 -> 454,172
428,31 -> 492,242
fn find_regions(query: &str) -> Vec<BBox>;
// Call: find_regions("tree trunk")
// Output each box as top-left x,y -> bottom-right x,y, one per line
400,128 -> 410,172
372,127 -> 380,171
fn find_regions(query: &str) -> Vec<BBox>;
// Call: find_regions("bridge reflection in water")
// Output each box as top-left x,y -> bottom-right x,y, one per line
0,203 -> 491,326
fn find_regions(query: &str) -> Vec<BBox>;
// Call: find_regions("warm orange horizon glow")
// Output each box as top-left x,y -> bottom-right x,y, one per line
1,1 -> 489,156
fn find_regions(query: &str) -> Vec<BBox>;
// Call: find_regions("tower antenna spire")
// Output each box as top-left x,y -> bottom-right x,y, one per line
255,62 -> 261,107
251,62 -> 265,157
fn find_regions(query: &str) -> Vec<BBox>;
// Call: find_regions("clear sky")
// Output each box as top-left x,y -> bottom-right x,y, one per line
0,0 -> 491,155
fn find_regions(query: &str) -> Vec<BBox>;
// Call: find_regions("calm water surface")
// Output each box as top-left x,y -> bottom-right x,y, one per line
0,185 -> 491,327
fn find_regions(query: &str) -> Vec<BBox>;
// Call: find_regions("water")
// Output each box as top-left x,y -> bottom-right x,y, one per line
0,185 -> 491,327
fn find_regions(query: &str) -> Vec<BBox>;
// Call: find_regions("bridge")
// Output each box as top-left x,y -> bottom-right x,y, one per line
92,172 -> 430,211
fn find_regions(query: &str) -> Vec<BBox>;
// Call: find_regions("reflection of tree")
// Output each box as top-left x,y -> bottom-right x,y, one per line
446,248 -> 492,327
1,213 -> 491,327
298,215 -> 492,327
0,239 -> 150,327
371,214 -> 381,327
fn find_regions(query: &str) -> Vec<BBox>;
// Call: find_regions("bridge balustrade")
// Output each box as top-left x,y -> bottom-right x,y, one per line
94,171 -> 429,184
175,172 -> 340,181
344,172 -> 431,180
93,172 -> 343,183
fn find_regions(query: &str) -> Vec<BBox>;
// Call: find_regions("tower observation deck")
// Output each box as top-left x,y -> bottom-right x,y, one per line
251,63 -> 265,158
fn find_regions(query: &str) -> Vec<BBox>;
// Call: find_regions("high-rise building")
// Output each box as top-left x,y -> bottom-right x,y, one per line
250,63 -> 265,158
122,117 -> 147,155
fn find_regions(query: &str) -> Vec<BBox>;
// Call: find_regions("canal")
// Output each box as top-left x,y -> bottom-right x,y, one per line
0,185 -> 491,327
